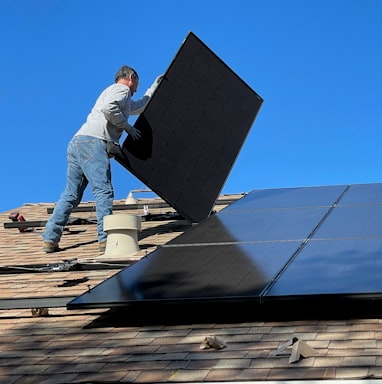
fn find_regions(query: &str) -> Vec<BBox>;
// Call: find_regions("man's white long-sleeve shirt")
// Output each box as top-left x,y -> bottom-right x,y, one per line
75,83 -> 149,143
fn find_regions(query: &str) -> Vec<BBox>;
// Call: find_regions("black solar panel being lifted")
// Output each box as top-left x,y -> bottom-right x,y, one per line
115,31 -> 263,223
68,183 -> 382,319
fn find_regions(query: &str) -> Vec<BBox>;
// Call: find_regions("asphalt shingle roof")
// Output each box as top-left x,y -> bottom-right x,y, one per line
1,194 -> 382,384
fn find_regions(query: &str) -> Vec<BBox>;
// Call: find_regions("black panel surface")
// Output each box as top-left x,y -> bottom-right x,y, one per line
68,242 -> 301,307
338,183 -> 382,205
311,205 -> 382,239
169,208 -> 330,244
115,32 -> 263,223
265,183 -> 382,300
223,184 -> 347,211
266,238 -> 382,297
68,183 -> 382,318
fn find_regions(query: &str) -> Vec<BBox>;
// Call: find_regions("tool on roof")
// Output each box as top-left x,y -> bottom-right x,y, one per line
8,212 -> 34,232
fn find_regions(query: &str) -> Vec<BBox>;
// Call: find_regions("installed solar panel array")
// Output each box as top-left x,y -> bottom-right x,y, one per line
68,183 -> 382,317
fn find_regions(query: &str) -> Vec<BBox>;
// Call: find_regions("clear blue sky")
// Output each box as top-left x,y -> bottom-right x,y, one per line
1,0 -> 381,213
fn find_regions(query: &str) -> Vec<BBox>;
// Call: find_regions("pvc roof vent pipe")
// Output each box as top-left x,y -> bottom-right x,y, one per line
103,214 -> 141,258
125,191 -> 137,205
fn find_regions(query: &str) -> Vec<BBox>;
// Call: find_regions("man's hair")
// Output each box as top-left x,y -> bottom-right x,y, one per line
114,65 -> 139,83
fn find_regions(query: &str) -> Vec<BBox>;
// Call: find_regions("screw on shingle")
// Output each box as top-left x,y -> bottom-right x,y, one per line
87,284 -> 91,292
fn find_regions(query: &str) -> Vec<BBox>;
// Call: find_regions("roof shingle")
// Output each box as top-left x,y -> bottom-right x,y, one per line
1,195 -> 382,383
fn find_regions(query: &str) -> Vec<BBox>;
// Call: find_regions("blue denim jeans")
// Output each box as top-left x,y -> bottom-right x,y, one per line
43,135 -> 114,244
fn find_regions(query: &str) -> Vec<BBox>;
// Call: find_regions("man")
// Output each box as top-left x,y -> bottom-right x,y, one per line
42,65 -> 162,253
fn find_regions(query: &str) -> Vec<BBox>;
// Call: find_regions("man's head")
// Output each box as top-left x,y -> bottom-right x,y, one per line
115,65 -> 139,95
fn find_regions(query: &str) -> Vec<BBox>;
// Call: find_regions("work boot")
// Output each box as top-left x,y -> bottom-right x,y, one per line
43,241 -> 59,253
98,241 -> 107,254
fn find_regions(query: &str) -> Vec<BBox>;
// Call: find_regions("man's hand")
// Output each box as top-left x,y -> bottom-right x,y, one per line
126,124 -> 141,140
144,74 -> 164,97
